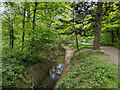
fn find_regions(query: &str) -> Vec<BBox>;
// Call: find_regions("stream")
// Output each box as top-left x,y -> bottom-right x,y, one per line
35,55 -> 65,88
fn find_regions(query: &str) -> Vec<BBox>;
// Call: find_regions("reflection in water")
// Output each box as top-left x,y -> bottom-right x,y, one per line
50,63 -> 64,80
36,56 -> 65,88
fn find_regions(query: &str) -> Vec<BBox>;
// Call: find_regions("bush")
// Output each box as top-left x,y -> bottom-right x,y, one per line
2,48 -> 25,87
81,36 -> 94,44
2,46 -> 44,87
67,43 -> 74,48
113,42 -> 120,49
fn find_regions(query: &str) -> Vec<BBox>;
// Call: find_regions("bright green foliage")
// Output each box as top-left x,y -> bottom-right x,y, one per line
101,2 -> 120,47
1,2 -> 66,87
102,2 -> 120,31
2,48 -> 26,86
1,1 -> 120,88
67,43 -> 92,52
81,2 -> 120,49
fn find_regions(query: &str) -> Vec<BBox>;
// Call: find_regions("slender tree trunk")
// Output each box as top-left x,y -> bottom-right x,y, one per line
111,30 -> 114,43
9,23 -> 14,48
116,29 -> 120,40
22,6 -> 26,50
48,15 -> 52,28
75,31 -> 79,52
11,23 -> 14,48
32,1 -> 37,42
9,22 -> 14,49
9,16 -> 12,48
27,2 -> 31,35
93,2 -> 103,50
27,3 -> 30,20
48,12 -> 59,28
73,8 -> 79,52
9,23 -> 11,48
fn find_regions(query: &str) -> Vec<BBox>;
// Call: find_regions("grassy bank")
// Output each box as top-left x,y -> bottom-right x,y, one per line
57,50 -> 118,88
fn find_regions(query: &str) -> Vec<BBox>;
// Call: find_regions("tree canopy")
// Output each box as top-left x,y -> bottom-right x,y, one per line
1,1 -> 120,88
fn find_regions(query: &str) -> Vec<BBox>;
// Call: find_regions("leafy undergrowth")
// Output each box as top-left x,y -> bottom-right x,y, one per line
2,43 -> 63,87
57,51 -> 118,88
113,41 -> 120,49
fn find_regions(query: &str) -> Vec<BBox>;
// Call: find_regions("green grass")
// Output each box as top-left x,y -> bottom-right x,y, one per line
57,51 -> 118,88
67,43 -> 92,52
74,44 -> 92,52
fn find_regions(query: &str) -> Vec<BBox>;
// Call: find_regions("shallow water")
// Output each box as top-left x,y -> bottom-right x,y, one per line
35,56 -> 65,88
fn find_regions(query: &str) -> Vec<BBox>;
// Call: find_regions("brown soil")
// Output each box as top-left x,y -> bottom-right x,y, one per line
54,44 -> 74,88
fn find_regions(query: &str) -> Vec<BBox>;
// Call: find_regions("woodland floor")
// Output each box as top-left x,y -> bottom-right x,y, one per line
82,43 -> 119,66
56,43 -> 119,88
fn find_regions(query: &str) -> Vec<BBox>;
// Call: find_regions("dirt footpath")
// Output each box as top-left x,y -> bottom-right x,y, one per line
82,43 -> 119,65
100,46 -> 118,65
54,44 -> 74,88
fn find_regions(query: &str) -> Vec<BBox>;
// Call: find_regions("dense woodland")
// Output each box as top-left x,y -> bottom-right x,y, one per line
1,1 -> 120,88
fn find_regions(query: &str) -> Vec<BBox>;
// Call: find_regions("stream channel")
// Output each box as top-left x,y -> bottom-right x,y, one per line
35,55 -> 65,88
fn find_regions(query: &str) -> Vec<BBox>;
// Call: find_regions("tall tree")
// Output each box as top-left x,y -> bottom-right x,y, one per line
93,1 -> 103,50
22,4 -> 26,50
73,5 -> 79,52
26,2 -> 31,35
101,2 -> 120,46
57,2 -> 95,51
32,1 -> 37,46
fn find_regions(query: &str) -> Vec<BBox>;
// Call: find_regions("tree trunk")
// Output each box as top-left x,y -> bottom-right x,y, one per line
9,23 -> 11,48
11,23 -> 14,48
116,29 -> 120,40
22,6 -> 26,50
9,22 -> 14,49
27,2 -> 31,35
27,3 -> 30,20
93,2 -> 103,50
111,30 -> 114,43
75,31 -> 79,52
32,1 -> 37,42
73,8 -> 79,52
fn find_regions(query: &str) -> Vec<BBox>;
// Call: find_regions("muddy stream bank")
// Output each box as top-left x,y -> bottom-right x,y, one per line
14,44 -> 73,89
